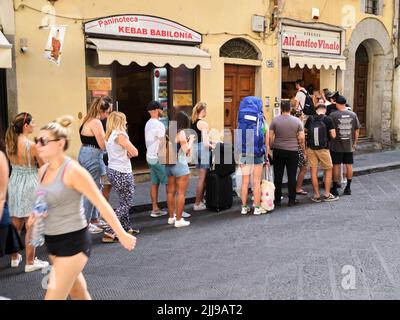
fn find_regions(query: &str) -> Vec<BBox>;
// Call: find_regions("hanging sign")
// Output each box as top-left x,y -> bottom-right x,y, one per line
282,25 -> 341,55
84,15 -> 202,45
43,26 -> 66,65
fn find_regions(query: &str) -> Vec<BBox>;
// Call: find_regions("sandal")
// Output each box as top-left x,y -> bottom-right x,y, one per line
102,233 -> 118,243
310,196 -> 321,203
296,190 -> 308,195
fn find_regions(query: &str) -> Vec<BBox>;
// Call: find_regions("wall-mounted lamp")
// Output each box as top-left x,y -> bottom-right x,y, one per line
20,38 -> 28,53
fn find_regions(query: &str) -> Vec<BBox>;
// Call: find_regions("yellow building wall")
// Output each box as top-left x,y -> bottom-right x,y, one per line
14,0 -> 395,156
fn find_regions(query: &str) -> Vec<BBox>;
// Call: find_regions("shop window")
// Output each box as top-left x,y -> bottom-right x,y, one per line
220,39 -> 259,60
170,65 -> 196,120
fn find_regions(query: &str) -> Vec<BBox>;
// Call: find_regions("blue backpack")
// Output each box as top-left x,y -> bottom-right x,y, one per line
237,96 -> 265,157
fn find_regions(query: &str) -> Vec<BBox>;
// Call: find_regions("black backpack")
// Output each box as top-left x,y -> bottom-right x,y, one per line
300,89 -> 316,116
307,115 -> 328,150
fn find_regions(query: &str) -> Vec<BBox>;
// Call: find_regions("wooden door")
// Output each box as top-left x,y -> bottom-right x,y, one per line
354,45 -> 369,137
224,65 -> 255,133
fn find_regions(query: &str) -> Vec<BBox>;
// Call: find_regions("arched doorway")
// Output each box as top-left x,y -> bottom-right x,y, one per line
354,44 -> 369,137
344,18 -> 393,145
220,39 -> 259,132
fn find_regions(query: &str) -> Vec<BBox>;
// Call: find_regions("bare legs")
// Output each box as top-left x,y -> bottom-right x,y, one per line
194,168 -> 207,205
167,175 -> 189,221
240,164 -> 263,207
45,253 -> 91,300
11,216 -> 35,265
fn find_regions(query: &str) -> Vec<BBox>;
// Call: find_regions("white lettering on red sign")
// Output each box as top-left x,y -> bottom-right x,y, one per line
282,25 -> 341,55
84,15 -> 201,44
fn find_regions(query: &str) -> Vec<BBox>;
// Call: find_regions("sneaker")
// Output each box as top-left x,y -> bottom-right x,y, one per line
174,211 -> 191,218
168,217 -> 176,225
193,202 -> 207,211
323,193 -> 339,202
88,223 -> 103,234
343,188 -> 351,196
310,196 -> 322,203
150,209 -> 168,218
174,218 -> 190,228
241,206 -> 250,215
25,258 -> 49,273
253,207 -> 266,215
288,200 -> 299,207
94,219 -> 108,229
11,254 -> 22,268
331,188 -> 339,197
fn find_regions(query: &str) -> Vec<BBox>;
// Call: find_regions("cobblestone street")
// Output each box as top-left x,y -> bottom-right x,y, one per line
2,169 -> 400,300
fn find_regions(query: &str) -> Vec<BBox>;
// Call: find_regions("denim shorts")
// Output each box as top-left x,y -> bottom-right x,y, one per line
165,160 -> 190,177
147,158 -> 168,185
239,154 -> 265,165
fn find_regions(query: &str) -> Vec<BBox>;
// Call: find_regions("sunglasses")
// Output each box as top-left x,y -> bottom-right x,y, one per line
34,137 -> 61,146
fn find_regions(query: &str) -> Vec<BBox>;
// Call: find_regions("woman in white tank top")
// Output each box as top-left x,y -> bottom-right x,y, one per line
103,112 -> 139,242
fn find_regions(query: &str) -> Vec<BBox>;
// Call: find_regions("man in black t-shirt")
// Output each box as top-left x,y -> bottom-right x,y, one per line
325,91 -> 339,116
305,102 -> 338,202
329,96 -> 360,196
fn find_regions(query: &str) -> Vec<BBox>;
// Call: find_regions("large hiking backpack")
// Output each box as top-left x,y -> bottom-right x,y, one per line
237,96 -> 265,157
307,115 -> 329,150
300,89 -> 316,116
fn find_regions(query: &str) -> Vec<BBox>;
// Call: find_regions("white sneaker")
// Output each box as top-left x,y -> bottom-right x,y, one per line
168,217 -> 176,225
174,218 -> 190,228
150,209 -> 169,218
88,223 -> 103,234
254,207 -> 266,215
193,202 -> 207,211
174,211 -> 191,218
241,206 -> 250,215
25,258 -> 49,273
11,254 -> 22,268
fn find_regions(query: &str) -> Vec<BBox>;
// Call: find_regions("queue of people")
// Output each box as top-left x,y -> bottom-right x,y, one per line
0,88 -> 360,299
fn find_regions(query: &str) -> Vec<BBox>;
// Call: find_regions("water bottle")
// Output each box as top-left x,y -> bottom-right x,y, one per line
30,192 -> 48,247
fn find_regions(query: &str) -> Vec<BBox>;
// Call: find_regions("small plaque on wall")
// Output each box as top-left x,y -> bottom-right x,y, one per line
87,77 -> 112,91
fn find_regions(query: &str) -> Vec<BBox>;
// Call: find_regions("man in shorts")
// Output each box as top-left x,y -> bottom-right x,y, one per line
305,102 -> 338,202
329,96 -> 360,196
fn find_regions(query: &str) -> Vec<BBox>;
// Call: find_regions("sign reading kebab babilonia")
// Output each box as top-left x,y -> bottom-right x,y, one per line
84,15 -> 202,45
282,25 -> 341,55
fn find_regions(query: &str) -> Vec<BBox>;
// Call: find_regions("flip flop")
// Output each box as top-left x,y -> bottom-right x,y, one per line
296,190 -> 308,195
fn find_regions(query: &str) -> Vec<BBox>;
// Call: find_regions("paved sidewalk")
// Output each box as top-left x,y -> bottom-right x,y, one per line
114,149 -> 400,213
2,168 -> 400,300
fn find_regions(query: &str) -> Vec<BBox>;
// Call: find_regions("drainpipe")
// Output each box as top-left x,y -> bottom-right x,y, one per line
395,0 -> 400,67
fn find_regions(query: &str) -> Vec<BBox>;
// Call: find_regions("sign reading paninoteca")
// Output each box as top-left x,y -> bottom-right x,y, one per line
282,25 -> 341,55
84,15 -> 202,45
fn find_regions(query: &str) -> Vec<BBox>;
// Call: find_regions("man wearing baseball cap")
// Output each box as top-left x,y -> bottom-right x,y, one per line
328,95 -> 360,196
325,91 -> 339,115
145,101 -> 169,218
305,101 -> 338,202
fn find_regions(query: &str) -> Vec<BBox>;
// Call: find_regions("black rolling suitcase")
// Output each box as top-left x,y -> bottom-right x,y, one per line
205,171 -> 233,212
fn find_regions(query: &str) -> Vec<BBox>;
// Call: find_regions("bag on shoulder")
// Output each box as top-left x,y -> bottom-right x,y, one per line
300,89 -> 316,116
307,115 -> 329,150
237,96 -> 265,157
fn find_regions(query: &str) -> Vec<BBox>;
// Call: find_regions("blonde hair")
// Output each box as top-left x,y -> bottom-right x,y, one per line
191,102 -> 207,123
83,96 -> 112,124
40,115 -> 74,151
105,112 -> 127,141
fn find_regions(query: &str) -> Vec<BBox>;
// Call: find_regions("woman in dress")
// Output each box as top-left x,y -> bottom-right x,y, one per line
5,112 -> 47,272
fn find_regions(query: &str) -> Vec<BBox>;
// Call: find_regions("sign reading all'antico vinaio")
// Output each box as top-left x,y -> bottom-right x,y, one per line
84,15 -> 202,45
282,25 -> 341,55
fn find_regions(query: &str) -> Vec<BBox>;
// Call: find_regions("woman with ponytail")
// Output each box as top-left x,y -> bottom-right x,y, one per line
78,96 -> 112,234
191,102 -> 215,211
34,115 -> 136,299
5,112 -> 47,272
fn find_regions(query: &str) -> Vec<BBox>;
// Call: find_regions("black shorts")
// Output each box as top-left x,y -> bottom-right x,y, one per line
330,151 -> 354,165
45,227 -> 92,258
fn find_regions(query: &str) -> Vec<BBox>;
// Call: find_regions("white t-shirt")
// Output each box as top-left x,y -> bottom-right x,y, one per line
145,118 -> 165,160
106,131 -> 132,174
294,88 -> 306,110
